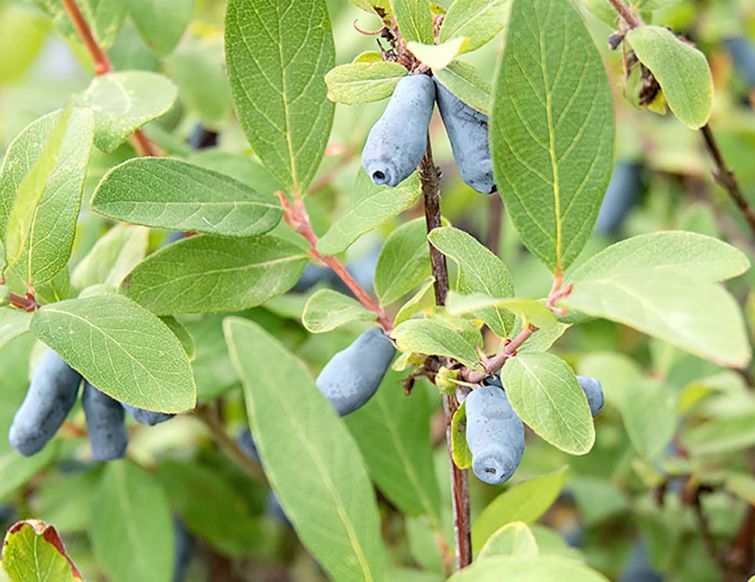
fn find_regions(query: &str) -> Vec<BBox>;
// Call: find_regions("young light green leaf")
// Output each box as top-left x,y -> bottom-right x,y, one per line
224,318 -> 386,581
375,218 -> 433,306
451,399 -> 472,469
391,312 -> 483,368
348,0 -> 392,16
490,0 -> 614,273
31,295 -> 196,412
450,555 -> 607,582
394,277 -> 435,326
77,72 -> 177,153
477,522 -> 539,559
225,0 -> 335,195
439,0 -> 511,53
627,26 -> 713,129
1,520 -> 83,581
446,292 -> 556,330
127,0 -> 193,54
91,461 -> 174,582
472,467 -> 567,551
92,158 -> 282,237
406,38 -> 468,71
434,60 -> 492,115
0,308 -> 32,351
317,171 -> 421,256
501,353 -> 595,454
302,289 -> 376,333
565,268 -> 751,368
121,235 -> 308,315
325,61 -> 408,105
0,108 -> 94,288
72,224 -> 149,290
346,369 -> 443,521
390,0 -> 434,44
26,0 -> 125,50
429,226 -> 515,337
568,231 -> 749,284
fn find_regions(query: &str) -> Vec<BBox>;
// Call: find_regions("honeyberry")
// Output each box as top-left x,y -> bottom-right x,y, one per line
82,383 -> 129,461
576,375 -> 604,416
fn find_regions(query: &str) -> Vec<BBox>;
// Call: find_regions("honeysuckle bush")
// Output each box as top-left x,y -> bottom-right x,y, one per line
0,0 -> 754,580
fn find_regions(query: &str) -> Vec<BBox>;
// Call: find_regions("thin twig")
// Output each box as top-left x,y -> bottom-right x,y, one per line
461,325 -> 537,384
418,140 -> 473,570
607,0 -> 643,28
485,195 -> 504,254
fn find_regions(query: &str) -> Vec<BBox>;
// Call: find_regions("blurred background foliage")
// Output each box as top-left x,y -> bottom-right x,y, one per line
0,0 -> 754,580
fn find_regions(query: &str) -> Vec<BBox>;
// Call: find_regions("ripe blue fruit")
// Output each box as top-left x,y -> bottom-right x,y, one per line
576,375 -> 604,416
82,383 -> 129,461
434,80 -> 496,194
292,263 -> 330,293
187,124 -> 219,150
315,328 -> 395,416
724,37 -> 755,88
465,385 -> 524,485
596,162 -> 642,236
9,350 -> 82,456
122,403 -> 174,426
362,74 -> 435,187
267,491 -> 290,526
237,428 -> 260,462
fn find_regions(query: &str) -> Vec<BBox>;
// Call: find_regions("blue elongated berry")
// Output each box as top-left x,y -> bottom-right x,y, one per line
266,491 -> 290,526
173,517 -> 195,582
187,124 -> 219,150
82,383 -> 129,461
595,162 -> 642,235
724,37 -> 755,88
576,375 -> 604,417
315,328 -> 395,416
434,80 -> 496,194
362,74 -> 435,187
237,428 -> 260,462
9,350 -> 82,456
292,263 -> 331,293
122,403 -> 174,426
465,385 -> 524,485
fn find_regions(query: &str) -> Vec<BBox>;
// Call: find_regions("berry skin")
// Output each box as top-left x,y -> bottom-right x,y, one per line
122,403 -> 174,426
576,375 -> 604,417
292,263 -> 331,293
82,383 -> 129,461
361,74 -> 435,187
434,79 -> 496,194
237,428 -> 260,462
9,350 -> 82,456
315,328 -> 396,416
595,162 -> 642,236
465,385 -> 525,485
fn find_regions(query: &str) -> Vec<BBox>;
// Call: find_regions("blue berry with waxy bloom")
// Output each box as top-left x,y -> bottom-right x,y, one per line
465,384 -> 525,485
315,328 -> 396,416
595,162 -> 642,236
82,383 -> 129,461
576,375 -> 604,416
362,74 -> 435,187
9,350 -> 82,456
122,403 -> 174,426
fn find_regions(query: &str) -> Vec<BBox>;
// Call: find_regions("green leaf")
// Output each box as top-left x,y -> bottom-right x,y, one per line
186,314 -> 239,399
451,399 -> 472,469
375,218 -> 432,306
0,309 -> 32,352
72,224 -> 149,290
92,158 -> 282,237
500,353 -> 594,454
0,108 -> 94,288
683,413 -> 755,456
317,171 -> 421,256
1,520 -> 83,581
127,0 -> 193,54
158,460 -> 262,556
224,318 -> 386,581
621,377 -> 676,459
91,461 -> 174,582
570,478 -> 629,526
477,522 -> 539,559
225,0 -> 335,195
346,369 -> 442,521
472,467 -> 567,551
439,0 -> 511,53
391,312 -> 483,368
446,292 -> 556,330
406,38 -> 468,71
302,289 -> 375,333
31,295 -> 196,412
394,277 -> 435,326
390,0 -> 434,44
490,0 -> 614,273
568,232 -> 749,284
450,555 -> 607,582
348,0 -> 392,16
434,61 -> 491,115
565,269 -> 751,368
626,26 -> 713,129
77,71 -> 178,152
160,316 -> 195,360
26,0 -> 125,50
429,226 -> 515,337
325,62 -> 408,105
188,149 -> 283,198
121,235 -> 308,315
0,6 -> 48,85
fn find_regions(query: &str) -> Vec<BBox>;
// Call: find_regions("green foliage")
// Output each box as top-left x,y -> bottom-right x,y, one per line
127,0 -> 193,55
390,0 -> 434,44
302,289 -> 375,333
433,61 -> 492,115
451,555 -> 607,582
375,218 -> 432,306
477,522 -> 539,559
392,312 -> 483,369
1,520 -> 82,581
326,62 -> 408,105
439,0 -> 510,53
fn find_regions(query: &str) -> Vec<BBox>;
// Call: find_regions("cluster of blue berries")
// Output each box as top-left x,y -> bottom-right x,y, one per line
465,374 -> 604,485
9,350 -> 172,461
362,74 -> 496,194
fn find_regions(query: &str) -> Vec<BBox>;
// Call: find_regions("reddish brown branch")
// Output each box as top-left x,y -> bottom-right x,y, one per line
462,325 -> 536,384
7,292 -> 40,312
